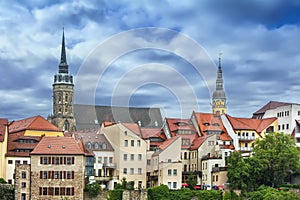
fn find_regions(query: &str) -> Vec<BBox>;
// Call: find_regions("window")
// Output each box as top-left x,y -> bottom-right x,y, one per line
43,187 -> 48,195
66,157 -> 74,165
168,182 -> 171,189
286,124 -> 289,129
130,168 -> 134,174
298,111 -> 300,116
168,169 -> 172,176
123,154 -> 127,161
43,171 -> 48,179
66,188 -> 71,196
21,171 -> 26,179
109,157 -> 113,163
245,143 -> 248,148
104,157 -> 107,164
124,140 -> 128,147
138,168 -> 142,174
138,154 -> 142,161
55,188 -> 60,196
278,125 -> 281,130
130,154 -> 134,161
173,169 -> 177,176
66,171 -> 73,179
54,171 -> 60,179
147,159 -> 151,165
123,168 -> 127,174
131,140 -> 134,147
21,193 -> 26,200
173,182 -> 177,189
21,182 -> 26,188
282,124 -> 285,130
16,160 -> 21,164
98,157 -> 102,163
137,140 -> 141,147
8,160 -> 13,164
216,175 -> 218,181
55,157 -> 60,164
23,160 -> 28,165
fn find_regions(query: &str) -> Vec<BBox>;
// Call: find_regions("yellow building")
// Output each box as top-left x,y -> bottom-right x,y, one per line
0,118 -> 8,180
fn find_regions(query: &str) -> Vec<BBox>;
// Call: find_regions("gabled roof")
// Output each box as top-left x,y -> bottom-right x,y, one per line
9,115 -> 61,133
226,114 -> 277,133
253,101 -> 293,115
140,128 -> 162,139
31,136 -> 86,155
153,135 -> 180,156
73,129 -> 114,151
165,118 -> 196,137
122,123 -> 142,137
193,112 -> 225,134
0,118 -> 8,142
190,135 -> 213,150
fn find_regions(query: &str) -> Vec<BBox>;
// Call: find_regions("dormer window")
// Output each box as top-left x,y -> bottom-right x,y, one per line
203,122 -> 210,126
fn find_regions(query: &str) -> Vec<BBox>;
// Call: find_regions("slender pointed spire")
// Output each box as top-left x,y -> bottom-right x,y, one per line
58,28 -> 68,74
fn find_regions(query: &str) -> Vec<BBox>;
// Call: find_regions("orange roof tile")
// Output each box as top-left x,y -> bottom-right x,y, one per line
165,118 -> 196,137
9,115 -> 61,133
153,135 -> 180,155
30,136 -> 86,155
140,128 -> 162,139
226,114 -> 276,133
122,123 -> 142,137
193,112 -> 225,134
190,135 -> 212,150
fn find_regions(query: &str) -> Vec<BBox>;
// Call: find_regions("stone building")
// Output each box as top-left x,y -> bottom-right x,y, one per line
14,136 -> 89,200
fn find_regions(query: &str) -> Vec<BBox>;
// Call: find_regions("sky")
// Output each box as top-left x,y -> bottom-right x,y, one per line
1,0 -> 300,121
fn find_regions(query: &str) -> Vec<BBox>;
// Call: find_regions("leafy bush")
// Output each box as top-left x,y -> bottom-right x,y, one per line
107,189 -> 124,200
147,185 -> 170,200
84,181 -> 101,197
198,190 -> 223,200
223,191 -> 240,200
247,186 -> 300,200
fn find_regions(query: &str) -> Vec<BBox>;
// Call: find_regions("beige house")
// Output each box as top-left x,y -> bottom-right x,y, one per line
101,122 -> 147,189
14,136 -> 87,200
151,136 -> 182,189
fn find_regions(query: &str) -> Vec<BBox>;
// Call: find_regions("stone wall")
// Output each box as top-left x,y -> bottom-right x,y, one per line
14,164 -> 31,200
84,189 -> 147,200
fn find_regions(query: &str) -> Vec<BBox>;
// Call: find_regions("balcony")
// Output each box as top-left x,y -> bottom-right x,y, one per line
238,147 -> 253,152
94,176 -> 117,182
237,136 -> 255,141
103,163 -> 116,169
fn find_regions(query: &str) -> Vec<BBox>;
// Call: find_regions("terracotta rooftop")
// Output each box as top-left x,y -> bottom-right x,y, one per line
140,128 -> 162,139
190,135 -> 213,150
0,118 -> 8,142
9,115 -> 61,133
122,123 -> 142,137
193,112 -> 226,135
165,118 -> 196,137
252,101 -> 293,115
31,136 -> 86,155
226,114 -> 277,133
153,135 -> 180,156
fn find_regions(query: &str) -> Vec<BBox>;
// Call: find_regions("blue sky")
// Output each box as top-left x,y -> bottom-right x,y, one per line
1,0 -> 300,120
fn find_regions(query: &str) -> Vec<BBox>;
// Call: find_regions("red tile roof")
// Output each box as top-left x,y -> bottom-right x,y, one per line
122,123 -> 142,137
0,118 -> 8,142
226,114 -> 277,134
140,128 -> 161,139
31,136 -> 86,155
153,135 -> 180,155
193,112 -> 225,135
190,135 -> 213,150
9,115 -> 61,133
165,118 -> 196,137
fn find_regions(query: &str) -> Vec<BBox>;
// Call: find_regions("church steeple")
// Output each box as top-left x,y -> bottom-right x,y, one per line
49,29 -> 76,132
58,28 -> 68,74
212,53 -> 227,115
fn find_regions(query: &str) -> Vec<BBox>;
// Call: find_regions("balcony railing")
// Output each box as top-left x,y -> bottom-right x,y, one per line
237,136 -> 255,141
238,147 -> 253,151
103,163 -> 117,168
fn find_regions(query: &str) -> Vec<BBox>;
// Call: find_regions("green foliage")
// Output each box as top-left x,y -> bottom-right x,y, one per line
247,186 -> 300,200
84,181 -> 101,197
186,172 -> 197,189
197,190 -> 223,200
253,132 -> 300,187
107,189 -> 124,200
0,178 -> 7,184
147,184 -> 170,200
227,132 -> 300,192
223,191 -> 240,200
0,184 -> 14,200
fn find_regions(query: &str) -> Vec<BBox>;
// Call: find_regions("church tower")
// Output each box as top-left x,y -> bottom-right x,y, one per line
212,54 -> 227,116
49,29 -> 76,131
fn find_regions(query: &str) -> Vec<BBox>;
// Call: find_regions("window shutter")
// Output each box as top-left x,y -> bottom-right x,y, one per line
64,157 -> 66,164
40,171 -> 43,179
48,156 -> 51,164
49,187 -> 53,195
72,157 -> 75,164
63,171 -> 66,179
52,157 -> 55,164
39,187 -> 42,195
60,171 -> 62,179
40,157 -> 43,164
72,171 -> 74,179
61,187 -> 65,195
71,187 -> 74,195
60,157 -> 63,164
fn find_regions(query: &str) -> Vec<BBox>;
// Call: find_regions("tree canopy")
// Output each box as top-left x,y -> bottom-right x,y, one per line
227,132 -> 300,191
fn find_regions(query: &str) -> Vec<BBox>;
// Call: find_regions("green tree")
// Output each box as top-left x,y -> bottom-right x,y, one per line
226,151 -> 249,192
253,132 -> 300,187
84,181 -> 101,197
